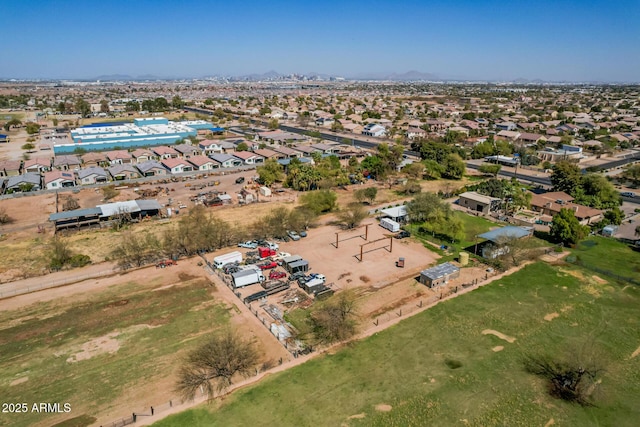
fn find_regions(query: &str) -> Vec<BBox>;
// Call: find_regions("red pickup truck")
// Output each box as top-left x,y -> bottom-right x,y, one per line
259,261 -> 278,270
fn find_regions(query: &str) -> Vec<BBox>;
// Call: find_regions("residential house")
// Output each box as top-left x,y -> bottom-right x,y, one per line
187,155 -> 218,171
24,157 -> 51,173
130,148 -> 156,163
161,158 -> 194,174
272,146 -> 300,158
77,166 -> 109,185
108,164 -> 141,181
0,160 -> 22,177
43,170 -> 76,190
232,151 -> 265,165
537,144 -> 582,162
174,144 -> 202,158
105,150 -> 133,165
362,123 -> 386,137
495,122 -> 517,131
407,127 -> 427,140
342,122 -> 364,134
53,155 -> 81,171
209,153 -> 243,168
136,161 -> 167,177
5,173 -> 41,192
517,133 -> 546,146
81,152 -> 109,167
530,191 -> 603,225
253,148 -> 282,160
199,139 -> 223,155
458,191 -> 502,214
310,143 -> 340,155
282,111 -> 298,121
496,130 -> 521,140
291,145 -> 319,157
152,146 -> 179,160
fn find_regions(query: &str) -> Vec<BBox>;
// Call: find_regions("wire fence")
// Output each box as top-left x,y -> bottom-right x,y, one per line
566,258 -> 640,286
0,269 -> 116,299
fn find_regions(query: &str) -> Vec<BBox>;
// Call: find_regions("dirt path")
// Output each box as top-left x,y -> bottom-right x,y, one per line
133,261 -> 533,426
0,261 -> 118,299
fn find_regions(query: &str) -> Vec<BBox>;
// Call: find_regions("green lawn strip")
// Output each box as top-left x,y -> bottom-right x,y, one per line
153,262 -> 640,426
571,236 -> 640,279
0,280 -> 230,427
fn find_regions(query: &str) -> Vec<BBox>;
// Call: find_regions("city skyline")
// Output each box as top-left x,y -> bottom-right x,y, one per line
4,0 -> 640,82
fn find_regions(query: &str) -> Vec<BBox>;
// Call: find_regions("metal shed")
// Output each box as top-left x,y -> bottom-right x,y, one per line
419,262 -> 460,288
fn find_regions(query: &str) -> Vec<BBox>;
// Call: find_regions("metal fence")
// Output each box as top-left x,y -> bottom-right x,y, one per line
567,258 -> 640,286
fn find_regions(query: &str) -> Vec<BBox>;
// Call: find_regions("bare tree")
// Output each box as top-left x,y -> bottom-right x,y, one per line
336,203 -> 368,229
49,235 -> 73,271
308,290 -> 359,344
525,343 -> 606,406
0,207 -> 13,224
111,231 -> 162,269
176,332 -> 257,401
62,195 -> 80,211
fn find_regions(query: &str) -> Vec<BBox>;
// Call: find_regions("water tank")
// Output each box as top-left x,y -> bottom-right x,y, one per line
459,252 -> 469,266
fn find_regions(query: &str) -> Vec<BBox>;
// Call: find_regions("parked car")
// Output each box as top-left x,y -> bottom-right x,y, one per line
621,191 -> 636,198
287,230 -> 301,241
223,262 -> 240,274
394,230 -> 411,239
269,270 -> 287,280
235,176 -> 245,184
238,241 -> 258,249
258,261 -> 278,270
308,273 -> 326,281
299,230 -> 307,238
290,271 -> 306,282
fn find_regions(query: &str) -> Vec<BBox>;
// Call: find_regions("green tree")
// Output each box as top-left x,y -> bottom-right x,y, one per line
574,174 -> 621,210
407,192 -> 450,223
236,142 -> 249,151
100,99 -> 110,113
603,208 -> 624,226
402,162 -> 424,179
550,160 -> 582,194
75,98 -> 91,117
423,160 -> 444,180
550,208 -> 589,246
299,190 -> 337,215
256,158 -> 285,186
172,95 -> 185,109
363,187 -> 378,204
125,100 -> 140,112
154,97 -> 169,111
470,140 -> 495,159
479,163 -> 502,178
443,153 -> 466,179
25,122 -> 41,135
622,164 -> 640,185
361,155 -> 386,179
268,118 -> 279,130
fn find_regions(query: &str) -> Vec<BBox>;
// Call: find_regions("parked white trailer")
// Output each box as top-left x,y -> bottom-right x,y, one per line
380,218 -> 400,232
213,251 -> 243,269
232,268 -> 265,288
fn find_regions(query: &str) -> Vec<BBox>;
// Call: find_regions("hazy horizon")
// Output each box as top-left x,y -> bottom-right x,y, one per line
4,0 -> 639,83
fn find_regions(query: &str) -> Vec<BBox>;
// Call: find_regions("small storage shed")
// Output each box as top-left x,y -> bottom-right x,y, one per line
288,259 -> 309,274
259,186 -> 272,197
419,262 -> 460,288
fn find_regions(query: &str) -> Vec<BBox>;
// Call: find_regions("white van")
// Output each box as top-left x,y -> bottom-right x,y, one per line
213,251 -> 243,269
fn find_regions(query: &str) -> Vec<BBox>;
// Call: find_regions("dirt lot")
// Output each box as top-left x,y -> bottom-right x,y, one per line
0,256 -> 290,427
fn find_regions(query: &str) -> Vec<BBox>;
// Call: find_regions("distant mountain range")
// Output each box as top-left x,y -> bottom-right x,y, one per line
350,70 -> 440,81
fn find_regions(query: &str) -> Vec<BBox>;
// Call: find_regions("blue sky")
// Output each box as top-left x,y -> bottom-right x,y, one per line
3,0 -> 639,81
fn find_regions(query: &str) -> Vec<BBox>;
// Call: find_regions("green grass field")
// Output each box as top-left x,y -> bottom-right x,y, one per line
572,236 -> 640,279
153,260 -> 640,426
0,276 -> 230,427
